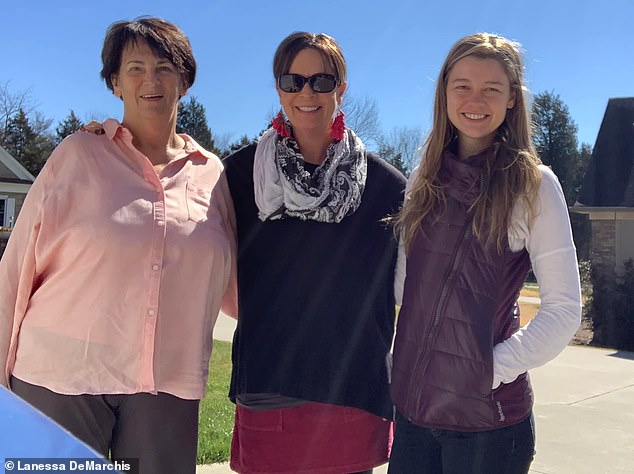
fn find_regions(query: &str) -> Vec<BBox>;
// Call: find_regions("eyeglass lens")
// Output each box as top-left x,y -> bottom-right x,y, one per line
279,74 -> 337,93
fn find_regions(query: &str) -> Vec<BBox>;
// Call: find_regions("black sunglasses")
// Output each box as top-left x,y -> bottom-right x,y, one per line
278,73 -> 339,93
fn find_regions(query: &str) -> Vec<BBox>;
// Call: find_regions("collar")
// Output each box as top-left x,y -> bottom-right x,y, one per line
102,119 -> 213,160
440,148 -> 486,205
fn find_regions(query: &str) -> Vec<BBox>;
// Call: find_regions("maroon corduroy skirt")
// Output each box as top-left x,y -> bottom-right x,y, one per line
230,401 -> 392,473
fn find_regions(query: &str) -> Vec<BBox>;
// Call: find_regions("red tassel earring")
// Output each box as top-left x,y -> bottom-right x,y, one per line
272,110 -> 291,138
330,109 -> 345,142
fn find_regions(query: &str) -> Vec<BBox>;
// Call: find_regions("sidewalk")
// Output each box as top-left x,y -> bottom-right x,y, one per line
528,345 -> 634,474
203,315 -> 634,473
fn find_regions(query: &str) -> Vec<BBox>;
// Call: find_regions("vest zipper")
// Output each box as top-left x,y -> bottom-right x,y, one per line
408,217 -> 474,414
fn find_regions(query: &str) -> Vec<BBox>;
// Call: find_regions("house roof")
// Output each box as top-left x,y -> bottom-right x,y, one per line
0,145 -> 35,183
0,177 -> 33,185
576,97 -> 634,207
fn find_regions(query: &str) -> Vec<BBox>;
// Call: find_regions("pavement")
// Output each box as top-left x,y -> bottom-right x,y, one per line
201,313 -> 634,474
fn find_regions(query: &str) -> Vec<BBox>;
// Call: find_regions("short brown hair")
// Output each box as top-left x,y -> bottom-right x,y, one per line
273,32 -> 347,84
100,17 -> 196,93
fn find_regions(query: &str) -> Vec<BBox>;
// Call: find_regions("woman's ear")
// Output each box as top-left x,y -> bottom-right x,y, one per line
507,89 -> 516,109
275,82 -> 283,102
179,75 -> 189,99
111,74 -> 122,99
337,81 -> 347,106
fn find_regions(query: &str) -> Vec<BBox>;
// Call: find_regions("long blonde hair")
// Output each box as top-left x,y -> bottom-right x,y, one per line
397,33 -> 542,252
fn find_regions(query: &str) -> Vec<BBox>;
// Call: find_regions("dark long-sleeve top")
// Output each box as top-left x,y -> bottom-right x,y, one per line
224,143 -> 406,418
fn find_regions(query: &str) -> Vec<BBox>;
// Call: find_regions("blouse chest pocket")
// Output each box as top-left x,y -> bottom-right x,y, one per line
186,182 -> 211,223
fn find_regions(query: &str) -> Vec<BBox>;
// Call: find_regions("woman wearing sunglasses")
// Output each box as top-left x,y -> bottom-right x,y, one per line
224,32 -> 406,473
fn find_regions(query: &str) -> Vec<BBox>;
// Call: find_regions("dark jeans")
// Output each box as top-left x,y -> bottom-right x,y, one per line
388,411 -> 535,474
11,377 -> 199,474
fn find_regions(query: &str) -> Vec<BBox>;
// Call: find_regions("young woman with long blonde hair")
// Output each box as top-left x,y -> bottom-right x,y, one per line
389,33 -> 581,473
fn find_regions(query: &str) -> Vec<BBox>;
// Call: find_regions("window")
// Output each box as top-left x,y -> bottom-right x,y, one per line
0,196 -> 15,227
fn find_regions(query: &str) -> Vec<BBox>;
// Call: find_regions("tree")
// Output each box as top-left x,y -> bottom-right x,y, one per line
0,84 -> 56,176
531,91 -> 581,204
221,134 -> 251,158
177,96 -> 220,155
56,110 -> 83,143
377,144 -> 408,176
532,91 -> 593,261
3,108 -> 54,176
576,142 -> 593,199
377,126 -> 423,176
0,82 -> 35,146
569,141 -> 593,260
342,95 -> 381,148
214,132 -> 236,157
31,111 -> 53,138
3,109 -> 33,160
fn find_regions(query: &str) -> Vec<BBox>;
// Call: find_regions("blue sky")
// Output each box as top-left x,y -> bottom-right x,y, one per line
1,0 -> 632,151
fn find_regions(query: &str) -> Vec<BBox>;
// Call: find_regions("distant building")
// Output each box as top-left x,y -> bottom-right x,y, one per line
0,145 -> 34,255
572,97 -> 634,274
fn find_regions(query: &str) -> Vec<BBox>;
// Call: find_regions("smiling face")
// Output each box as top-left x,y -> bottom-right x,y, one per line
111,38 -> 186,128
446,55 -> 515,158
277,47 -> 346,144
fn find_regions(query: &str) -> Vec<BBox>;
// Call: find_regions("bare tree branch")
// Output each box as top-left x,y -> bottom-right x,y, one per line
378,126 -> 424,174
0,81 -> 36,145
342,94 -> 381,148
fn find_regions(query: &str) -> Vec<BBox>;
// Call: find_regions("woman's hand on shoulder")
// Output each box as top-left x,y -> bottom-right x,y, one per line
80,120 -> 105,135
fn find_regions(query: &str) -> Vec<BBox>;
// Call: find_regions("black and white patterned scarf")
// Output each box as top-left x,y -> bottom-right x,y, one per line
254,127 -> 367,223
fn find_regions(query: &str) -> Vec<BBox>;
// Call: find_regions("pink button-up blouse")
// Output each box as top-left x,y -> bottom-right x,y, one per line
0,119 -> 237,400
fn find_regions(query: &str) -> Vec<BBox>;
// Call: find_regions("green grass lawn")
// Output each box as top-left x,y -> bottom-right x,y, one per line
197,340 -> 234,464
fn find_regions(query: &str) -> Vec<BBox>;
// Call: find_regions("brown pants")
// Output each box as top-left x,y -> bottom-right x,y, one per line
11,377 -> 199,474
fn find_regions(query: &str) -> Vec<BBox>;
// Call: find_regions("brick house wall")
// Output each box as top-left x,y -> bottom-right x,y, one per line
590,219 -> 616,275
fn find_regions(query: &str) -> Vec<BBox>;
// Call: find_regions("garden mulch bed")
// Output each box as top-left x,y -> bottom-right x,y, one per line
571,316 -> 594,346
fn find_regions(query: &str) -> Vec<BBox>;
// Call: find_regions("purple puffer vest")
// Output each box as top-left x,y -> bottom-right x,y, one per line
391,150 -> 533,431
